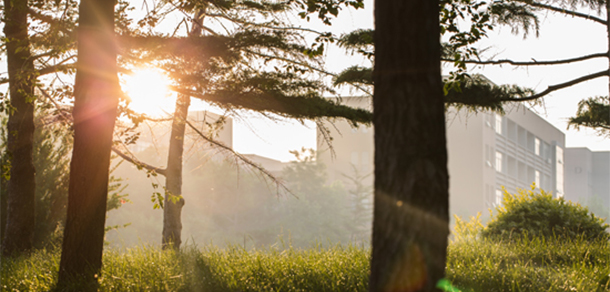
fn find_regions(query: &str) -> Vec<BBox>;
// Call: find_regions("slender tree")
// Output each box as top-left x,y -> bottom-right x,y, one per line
56,0 -> 119,289
1,0 -> 37,256
112,0 -> 372,250
369,2 -> 449,292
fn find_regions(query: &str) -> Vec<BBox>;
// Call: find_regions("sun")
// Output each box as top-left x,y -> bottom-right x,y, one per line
121,67 -> 175,117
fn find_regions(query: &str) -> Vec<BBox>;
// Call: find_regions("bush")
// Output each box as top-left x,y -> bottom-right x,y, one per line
481,186 -> 609,241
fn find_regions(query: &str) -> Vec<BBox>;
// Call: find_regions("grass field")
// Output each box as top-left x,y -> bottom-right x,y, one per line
1,238 -> 608,291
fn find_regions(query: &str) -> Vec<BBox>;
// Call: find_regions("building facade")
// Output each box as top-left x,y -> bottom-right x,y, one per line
317,99 -> 566,220
565,148 -> 610,217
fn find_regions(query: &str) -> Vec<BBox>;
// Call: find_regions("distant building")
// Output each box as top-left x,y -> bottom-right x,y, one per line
317,97 -> 566,220
564,148 -> 610,215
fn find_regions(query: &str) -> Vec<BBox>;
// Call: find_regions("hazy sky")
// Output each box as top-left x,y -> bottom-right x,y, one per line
228,1 -> 610,162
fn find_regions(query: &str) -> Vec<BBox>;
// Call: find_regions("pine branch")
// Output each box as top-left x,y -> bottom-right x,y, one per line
184,119 -> 295,198
27,7 -> 74,34
206,12 -> 326,35
244,49 -> 373,96
522,0 -> 606,25
442,52 -> 607,66
111,147 -> 167,176
499,69 -> 608,102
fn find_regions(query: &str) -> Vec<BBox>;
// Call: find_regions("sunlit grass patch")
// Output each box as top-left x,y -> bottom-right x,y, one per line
447,236 -> 610,292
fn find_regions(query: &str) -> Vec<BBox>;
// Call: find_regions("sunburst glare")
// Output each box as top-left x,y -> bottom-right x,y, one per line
122,67 -> 175,117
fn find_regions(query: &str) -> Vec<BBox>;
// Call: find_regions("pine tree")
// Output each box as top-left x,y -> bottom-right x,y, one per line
369,1 -> 449,291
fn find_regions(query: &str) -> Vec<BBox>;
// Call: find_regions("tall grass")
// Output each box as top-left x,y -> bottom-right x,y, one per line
1,239 -> 608,291
447,236 -> 610,292
1,244 -> 369,292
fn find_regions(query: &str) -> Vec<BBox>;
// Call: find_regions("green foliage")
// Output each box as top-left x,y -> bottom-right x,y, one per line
445,74 -> 534,113
30,106 -> 130,248
448,235 -> 610,292
453,213 -> 485,242
32,108 -> 72,248
482,186 -> 610,241
490,1 -> 540,37
568,96 -> 610,138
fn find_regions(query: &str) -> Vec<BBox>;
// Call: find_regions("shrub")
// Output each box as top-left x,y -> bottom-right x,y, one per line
482,185 -> 609,241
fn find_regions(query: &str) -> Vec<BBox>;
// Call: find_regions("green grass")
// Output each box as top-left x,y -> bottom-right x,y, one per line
1,239 -> 608,292
447,236 -> 610,292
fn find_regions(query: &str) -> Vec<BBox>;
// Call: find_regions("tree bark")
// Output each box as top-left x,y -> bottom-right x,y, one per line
369,1 -> 449,292
162,93 -> 190,250
1,0 -> 36,256
56,0 -> 118,289
161,9 -> 203,250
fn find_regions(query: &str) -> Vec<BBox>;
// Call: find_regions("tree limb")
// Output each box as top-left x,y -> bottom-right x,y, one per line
500,69 -> 608,101
111,146 -> 167,176
442,52 -> 607,66
523,1 -> 606,25
184,119 -> 295,197
0,62 -> 76,85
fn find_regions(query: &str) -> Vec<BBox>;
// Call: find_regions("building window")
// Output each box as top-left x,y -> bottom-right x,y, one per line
555,146 -> 564,196
351,151 -> 359,165
495,189 -> 503,206
535,170 -> 540,187
485,145 -> 494,167
535,138 -> 540,156
495,151 -> 503,173
495,114 -> 502,135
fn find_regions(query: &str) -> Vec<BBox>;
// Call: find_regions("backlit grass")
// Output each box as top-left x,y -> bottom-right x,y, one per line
1,238 -> 608,291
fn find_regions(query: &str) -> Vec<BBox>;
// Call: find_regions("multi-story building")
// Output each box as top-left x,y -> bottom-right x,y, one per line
564,148 -> 610,216
317,98 -> 566,220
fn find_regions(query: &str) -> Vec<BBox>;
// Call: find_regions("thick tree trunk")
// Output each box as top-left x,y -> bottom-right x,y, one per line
162,93 -> 190,250
56,0 -> 118,289
607,2 -> 610,95
369,1 -> 449,292
1,0 -> 36,256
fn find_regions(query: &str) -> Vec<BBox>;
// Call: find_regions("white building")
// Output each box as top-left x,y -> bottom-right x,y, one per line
564,148 -> 610,217
317,99 -> 566,220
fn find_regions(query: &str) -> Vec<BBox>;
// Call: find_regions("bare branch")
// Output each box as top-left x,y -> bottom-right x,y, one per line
111,146 -> 167,176
184,119 -> 295,198
500,69 -> 608,102
523,1 -> 606,25
0,61 -> 76,85
442,52 -> 607,66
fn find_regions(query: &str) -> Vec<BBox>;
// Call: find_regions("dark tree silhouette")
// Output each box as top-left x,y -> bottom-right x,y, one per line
369,1 -> 450,292
1,0 -> 37,256
56,0 -> 119,289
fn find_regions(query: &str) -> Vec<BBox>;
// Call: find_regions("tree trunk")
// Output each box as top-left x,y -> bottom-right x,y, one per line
1,0 -> 36,256
56,0 -> 118,289
369,1 -> 449,292
162,93 -> 190,250
161,9 -> 203,250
